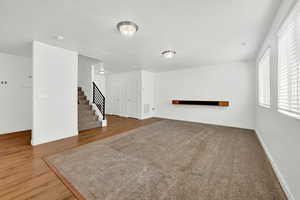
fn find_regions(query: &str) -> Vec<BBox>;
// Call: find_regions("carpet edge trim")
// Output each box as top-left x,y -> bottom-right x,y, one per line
43,157 -> 86,200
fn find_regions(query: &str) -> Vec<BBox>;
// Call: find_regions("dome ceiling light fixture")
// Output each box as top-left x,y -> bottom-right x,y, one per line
54,35 -> 64,40
98,67 -> 105,74
117,21 -> 139,37
162,50 -> 176,59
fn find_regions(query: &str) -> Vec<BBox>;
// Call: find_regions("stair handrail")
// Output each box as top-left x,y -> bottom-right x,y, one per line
92,82 -> 105,120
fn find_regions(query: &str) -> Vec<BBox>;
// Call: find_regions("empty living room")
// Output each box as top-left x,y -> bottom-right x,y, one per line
1,0 -> 300,199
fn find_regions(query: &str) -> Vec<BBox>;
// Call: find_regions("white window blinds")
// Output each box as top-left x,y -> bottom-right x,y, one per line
278,1 -> 300,119
258,49 -> 271,107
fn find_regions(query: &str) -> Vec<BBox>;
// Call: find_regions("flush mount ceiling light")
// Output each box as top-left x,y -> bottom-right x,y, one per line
117,21 -> 139,37
162,50 -> 176,59
54,35 -> 64,40
98,68 -> 105,74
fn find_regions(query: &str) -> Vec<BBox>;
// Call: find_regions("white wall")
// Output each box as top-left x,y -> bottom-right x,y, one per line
78,55 -> 99,103
0,52 -> 32,134
32,41 -> 78,145
155,62 -> 255,129
141,70 -> 155,119
256,0 -> 300,199
93,73 -> 106,96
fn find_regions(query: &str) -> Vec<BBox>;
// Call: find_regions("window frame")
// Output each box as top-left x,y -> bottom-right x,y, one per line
277,0 -> 300,120
258,48 -> 271,108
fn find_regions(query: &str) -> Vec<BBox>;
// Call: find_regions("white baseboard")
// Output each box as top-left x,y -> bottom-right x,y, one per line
31,131 -> 78,146
154,115 -> 254,130
255,130 -> 295,200
0,127 -> 31,135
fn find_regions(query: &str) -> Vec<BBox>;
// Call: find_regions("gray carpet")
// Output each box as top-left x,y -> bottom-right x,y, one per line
45,120 -> 286,200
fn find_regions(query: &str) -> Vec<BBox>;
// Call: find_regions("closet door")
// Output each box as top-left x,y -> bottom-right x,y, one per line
119,76 -> 128,117
111,79 -> 121,116
106,77 -> 113,115
126,75 -> 139,118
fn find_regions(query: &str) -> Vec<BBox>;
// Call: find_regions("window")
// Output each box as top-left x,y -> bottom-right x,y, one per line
278,1 -> 300,119
258,48 -> 271,108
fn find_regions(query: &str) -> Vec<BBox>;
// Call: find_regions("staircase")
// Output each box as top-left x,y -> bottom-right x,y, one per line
78,87 -> 102,131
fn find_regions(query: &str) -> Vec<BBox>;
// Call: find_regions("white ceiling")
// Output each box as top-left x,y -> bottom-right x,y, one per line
0,0 -> 281,72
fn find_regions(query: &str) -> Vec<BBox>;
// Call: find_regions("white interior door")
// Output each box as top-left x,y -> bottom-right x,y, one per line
126,76 -> 138,118
119,77 -> 128,117
112,79 -> 121,116
107,72 -> 140,119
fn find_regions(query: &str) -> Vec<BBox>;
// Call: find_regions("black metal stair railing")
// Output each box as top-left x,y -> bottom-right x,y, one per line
92,82 -> 105,120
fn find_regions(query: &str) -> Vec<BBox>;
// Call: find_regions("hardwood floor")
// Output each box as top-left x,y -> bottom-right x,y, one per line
0,115 -> 161,200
